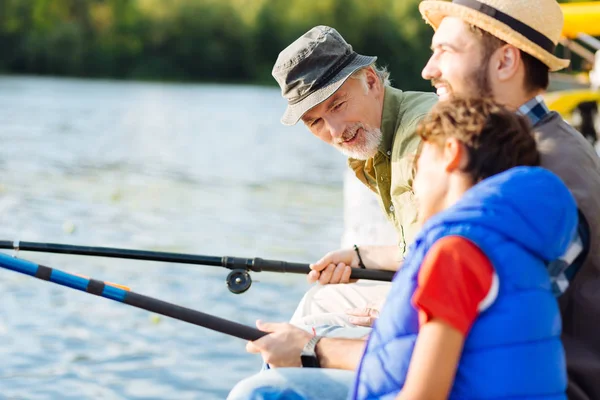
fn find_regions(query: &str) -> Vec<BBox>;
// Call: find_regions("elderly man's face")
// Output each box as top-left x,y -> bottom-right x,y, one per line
301,68 -> 384,160
421,17 -> 492,101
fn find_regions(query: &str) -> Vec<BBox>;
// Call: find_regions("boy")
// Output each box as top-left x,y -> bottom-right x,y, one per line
353,97 -> 576,399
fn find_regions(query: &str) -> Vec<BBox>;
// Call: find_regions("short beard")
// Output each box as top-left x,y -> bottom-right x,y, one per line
334,122 -> 383,160
474,59 -> 493,97
431,58 -> 493,99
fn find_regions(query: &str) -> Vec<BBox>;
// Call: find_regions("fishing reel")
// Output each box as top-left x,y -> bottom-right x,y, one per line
226,269 -> 252,294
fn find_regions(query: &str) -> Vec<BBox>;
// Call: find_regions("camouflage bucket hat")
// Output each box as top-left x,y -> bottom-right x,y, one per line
272,26 -> 377,126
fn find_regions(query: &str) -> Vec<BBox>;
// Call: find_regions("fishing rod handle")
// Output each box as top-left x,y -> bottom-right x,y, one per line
250,257 -> 396,282
125,292 -> 266,341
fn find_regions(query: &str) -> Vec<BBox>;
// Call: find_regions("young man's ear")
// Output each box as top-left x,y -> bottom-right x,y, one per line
494,44 -> 521,82
443,137 -> 466,172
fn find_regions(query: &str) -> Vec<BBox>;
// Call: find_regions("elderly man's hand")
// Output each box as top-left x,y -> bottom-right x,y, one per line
308,248 -> 360,285
246,320 -> 313,368
346,307 -> 380,327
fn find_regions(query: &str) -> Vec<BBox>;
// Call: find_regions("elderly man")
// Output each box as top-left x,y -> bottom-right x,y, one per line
271,25 -> 437,330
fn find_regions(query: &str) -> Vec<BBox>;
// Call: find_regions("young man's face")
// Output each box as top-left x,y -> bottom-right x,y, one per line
301,68 -> 384,160
413,140 -> 449,224
422,17 -> 493,101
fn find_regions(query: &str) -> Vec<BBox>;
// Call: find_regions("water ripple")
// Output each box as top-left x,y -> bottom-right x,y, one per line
0,75 -> 347,399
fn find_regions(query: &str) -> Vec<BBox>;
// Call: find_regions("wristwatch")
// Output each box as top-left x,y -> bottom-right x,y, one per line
301,335 -> 322,368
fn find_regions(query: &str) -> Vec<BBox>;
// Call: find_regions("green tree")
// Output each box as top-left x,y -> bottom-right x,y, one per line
0,0 -> 594,85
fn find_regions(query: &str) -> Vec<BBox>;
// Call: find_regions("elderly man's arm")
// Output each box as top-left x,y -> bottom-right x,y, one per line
246,321 -> 366,370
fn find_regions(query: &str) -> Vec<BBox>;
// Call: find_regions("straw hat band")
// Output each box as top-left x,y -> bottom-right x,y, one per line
287,51 -> 358,106
453,0 -> 555,53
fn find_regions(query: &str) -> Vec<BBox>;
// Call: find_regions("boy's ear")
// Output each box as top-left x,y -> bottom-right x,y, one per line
443,137 -> 466,172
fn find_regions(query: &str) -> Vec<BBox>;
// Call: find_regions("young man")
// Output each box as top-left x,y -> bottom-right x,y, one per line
228,97 -> 576,400
271,25 -> 437,328
419,1 -> 600,398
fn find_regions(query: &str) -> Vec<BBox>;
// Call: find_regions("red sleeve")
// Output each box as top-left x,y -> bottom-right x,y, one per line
412,236 -> 496,335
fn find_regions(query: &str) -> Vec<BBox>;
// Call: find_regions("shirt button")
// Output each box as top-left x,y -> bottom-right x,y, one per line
387,150 -> 392,156
389,205 -> 395,212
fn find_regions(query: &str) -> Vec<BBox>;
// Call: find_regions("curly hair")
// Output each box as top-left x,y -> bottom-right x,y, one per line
416,97 -> 540,183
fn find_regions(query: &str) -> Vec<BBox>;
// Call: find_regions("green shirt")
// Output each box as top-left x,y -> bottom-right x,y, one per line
348,87 -> 438,256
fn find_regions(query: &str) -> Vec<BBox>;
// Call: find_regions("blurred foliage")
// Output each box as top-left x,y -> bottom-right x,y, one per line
0,0 -> 593,90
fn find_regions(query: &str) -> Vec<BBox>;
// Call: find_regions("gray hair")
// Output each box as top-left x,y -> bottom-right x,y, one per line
350,63 -> 391,87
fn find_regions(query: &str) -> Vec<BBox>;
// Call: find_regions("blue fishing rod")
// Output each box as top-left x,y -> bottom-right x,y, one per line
0,253 -> 266,341
0,240 -> 396,294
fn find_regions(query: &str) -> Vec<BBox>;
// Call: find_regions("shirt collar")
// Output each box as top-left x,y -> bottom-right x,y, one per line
378,86 -> 405,158
517,95 -> 550,127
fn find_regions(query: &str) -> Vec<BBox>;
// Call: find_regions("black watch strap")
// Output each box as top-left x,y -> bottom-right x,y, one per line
354,244 -> 367,269
301,335 -> 322,368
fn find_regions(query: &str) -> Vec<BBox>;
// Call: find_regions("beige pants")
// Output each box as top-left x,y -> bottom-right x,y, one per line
289,170 -> 396,328
290,280 -> 393,327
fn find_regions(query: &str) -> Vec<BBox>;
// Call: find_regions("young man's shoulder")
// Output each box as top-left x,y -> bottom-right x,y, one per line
536,112 -> 592,146
536,113 -> 600,189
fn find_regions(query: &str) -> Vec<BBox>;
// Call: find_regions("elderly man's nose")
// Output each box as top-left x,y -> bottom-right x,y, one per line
327,119 -> 346,139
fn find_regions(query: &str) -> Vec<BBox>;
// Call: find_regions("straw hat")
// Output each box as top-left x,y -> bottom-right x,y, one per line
419,0 -> 570,72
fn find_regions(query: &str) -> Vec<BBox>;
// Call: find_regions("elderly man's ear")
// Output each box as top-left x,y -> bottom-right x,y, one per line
366,68 -> 378,89
364,67 -> 383,97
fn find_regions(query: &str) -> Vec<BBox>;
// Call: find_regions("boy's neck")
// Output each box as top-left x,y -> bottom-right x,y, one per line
442,175 -> 473,211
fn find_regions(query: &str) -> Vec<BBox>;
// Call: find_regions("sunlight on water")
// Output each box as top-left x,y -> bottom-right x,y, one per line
0,75 -> 348,399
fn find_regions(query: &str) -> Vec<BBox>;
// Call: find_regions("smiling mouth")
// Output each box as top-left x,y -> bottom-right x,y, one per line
343,128 -> 360,144
436,86 -> 450,97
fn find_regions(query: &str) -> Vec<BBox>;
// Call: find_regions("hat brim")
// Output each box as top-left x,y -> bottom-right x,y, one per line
281,54 -> 377,126
419,1 -> 570,72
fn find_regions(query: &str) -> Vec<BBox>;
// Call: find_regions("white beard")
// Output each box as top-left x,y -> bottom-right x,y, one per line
334,123 -> 383,160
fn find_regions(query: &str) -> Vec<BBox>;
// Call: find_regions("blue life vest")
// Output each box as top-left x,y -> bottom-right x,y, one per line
350,167 -> 577,400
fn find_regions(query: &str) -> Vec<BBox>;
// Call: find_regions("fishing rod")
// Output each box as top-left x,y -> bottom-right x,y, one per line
0,253 -> 266,341
0,240 -> 396,294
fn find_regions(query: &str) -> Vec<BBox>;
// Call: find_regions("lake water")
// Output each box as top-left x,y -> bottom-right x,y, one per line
0,75 -> 349,399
